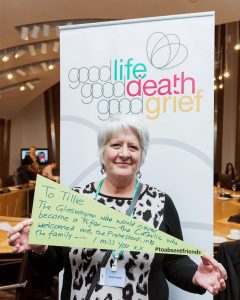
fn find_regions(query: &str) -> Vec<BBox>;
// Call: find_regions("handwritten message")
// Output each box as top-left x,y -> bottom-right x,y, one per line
29,175 -> 203,255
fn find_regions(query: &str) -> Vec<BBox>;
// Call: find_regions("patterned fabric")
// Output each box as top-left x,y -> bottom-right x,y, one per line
70,183 -> 164,300
30,182 -> 205,300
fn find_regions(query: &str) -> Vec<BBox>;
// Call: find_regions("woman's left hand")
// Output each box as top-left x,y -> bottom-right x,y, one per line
192,253 -> 227,295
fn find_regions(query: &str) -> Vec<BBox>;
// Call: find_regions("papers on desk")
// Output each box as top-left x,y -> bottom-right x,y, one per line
213,236 -> 227,244
218,197 -> 230,201
226,234 -> 240,240
8,187 -> 18,191
0,222 -> 13,231
231,194 -> 240,198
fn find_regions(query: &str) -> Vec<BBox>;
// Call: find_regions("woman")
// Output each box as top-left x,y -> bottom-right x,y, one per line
21,146 -> 40,166
225,162 -> 240,184
8,115 -> 226,300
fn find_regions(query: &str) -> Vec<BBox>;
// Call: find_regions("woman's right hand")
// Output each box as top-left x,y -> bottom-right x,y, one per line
7,219 -> 45,254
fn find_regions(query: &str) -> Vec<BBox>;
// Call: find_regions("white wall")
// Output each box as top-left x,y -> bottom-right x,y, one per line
9,94 -> 47,174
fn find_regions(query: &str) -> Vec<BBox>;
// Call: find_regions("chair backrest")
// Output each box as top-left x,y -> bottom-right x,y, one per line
0,252 -> 29,300
15,252 -> 30,300
2,175 -> 15,187
0,251 -> 56,300
215,240 -> 240,300
218,173 -> 232,189
14,166 -> 30,185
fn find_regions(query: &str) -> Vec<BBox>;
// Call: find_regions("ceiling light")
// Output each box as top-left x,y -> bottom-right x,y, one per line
223,71 -> 230,78
14,49 -> 26,59
16,69 -> 26,77
28,45 -> 37,56
31,25 -> 40,39
43,24 -> 50,37
41,43 -> 47,54
26,82 -> 35,90
7,73 -> 13,80
20,26 -> 29,41
52,41 -> 59,53
19,85 -> 26,91
2,55 -> 9,62
234,22 -> 240,51
41,62 -> 48,71
234,43 -> 240,50
218,75 -> 223,80
214,85 -> 217,90
48,64 -> 54,70
219,83 -> 223,89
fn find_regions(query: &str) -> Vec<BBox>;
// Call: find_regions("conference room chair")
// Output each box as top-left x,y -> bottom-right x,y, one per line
0,252 -> 28,300
0,251 -> 58,300
214,240 -> 240,300
218,174 -> 232,189
2,175 -> 15,188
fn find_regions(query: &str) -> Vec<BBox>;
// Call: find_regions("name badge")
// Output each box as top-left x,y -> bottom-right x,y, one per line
99,267 -> 125,288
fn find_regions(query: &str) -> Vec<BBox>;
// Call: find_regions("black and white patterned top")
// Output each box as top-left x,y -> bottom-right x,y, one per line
30,182 -> 205,300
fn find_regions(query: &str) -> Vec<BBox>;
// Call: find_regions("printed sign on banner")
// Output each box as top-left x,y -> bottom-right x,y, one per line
60,12 -> 214,300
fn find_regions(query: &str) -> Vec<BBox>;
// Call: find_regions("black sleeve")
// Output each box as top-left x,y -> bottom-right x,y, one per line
28,246 -> 65,277
22,155 -> 32,166
161,195 -> 205,294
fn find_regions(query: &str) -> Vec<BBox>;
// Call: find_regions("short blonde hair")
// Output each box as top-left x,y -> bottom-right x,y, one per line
98,114 -> 150,166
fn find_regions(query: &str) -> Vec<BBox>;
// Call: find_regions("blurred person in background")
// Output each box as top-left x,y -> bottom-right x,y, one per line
22,146 -> 40,166
28,162 -> 41,181
42,161 -> 59,182
225,162 -> 240,184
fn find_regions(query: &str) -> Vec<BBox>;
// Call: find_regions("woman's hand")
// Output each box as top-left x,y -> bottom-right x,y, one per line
7,219 -> 45,254
192,253 -> 227,295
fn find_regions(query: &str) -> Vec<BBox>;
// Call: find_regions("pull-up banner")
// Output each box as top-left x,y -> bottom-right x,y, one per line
29,175 -> 203,255
60,13 -> 214,299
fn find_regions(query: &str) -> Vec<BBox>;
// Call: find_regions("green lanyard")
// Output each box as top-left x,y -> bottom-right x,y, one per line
95,178 -> 105,200
95,178 -> 139,263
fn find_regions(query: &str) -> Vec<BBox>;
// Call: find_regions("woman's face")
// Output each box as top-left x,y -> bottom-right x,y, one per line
227,164 -> 233,171
103,129 -> 141,180
30,147 -> 36,155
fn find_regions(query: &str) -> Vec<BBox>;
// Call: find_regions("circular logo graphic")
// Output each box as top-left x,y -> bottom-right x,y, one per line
146,32 -> 188,70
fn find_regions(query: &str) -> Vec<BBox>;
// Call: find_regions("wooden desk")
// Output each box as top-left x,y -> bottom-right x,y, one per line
0,216 -> 25,254
0,186 -> 34,217
214,189 -> 240,244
